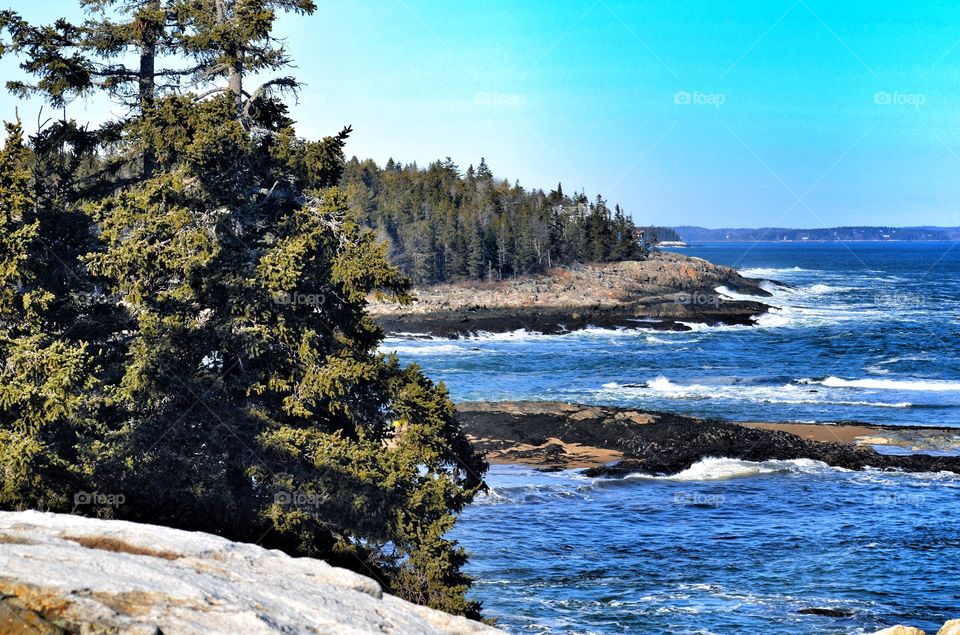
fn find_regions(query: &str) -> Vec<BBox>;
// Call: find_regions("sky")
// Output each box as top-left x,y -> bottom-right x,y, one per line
3,0 -> 960,228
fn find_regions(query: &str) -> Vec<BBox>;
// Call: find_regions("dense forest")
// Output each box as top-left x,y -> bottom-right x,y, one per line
642,225 -> 682,243
340,157 -> 649,285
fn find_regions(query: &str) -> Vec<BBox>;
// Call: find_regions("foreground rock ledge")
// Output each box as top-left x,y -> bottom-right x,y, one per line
457,401 -> 960,476
369,252 -> 773,337
871,622 -> 960,635
0,511 -> 501,635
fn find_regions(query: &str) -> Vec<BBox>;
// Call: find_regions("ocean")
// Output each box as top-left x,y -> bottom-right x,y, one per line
381,242 -> 960,634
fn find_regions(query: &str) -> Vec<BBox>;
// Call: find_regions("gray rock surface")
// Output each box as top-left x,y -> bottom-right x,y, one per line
0,511 -> 501,635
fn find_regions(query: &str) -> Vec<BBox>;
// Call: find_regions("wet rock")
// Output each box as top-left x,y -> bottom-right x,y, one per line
456,401 -> 960,477
798,607 -> 854,617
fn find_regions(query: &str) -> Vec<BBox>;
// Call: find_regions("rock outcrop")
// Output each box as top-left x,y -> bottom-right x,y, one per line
0,511 -> 501,635
871,626 -> 926,635
369,252 -> 773,336
456,401 -> 960,477
939,620 -> 960,635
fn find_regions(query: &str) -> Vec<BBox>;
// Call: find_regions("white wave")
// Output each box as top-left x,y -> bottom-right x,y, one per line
677,321 -> 751,333
739,266 -> 814,278
759,280 -> 789,296
875,355 -> 935,366
461,328 -> 544,341
751,303 -> 889,329
714,285 -> 765,302
717,282 -> 853,305
752,309 -> 794,328
386,331 -> 441,339
379,343 -> 469,355
464,326 -> 668,342
804,376 -> 960,392
626,457 -> 833,481
804,283 -> 857,295
852,467 -> 960,486
645,335 -> 676,344
599,377 -> 913,408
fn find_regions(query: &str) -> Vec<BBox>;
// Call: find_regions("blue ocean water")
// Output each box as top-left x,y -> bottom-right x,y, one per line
382,243 -> 960,634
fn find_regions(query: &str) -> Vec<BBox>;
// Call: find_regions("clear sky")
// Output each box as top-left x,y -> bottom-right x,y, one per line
3,0 -> 960,228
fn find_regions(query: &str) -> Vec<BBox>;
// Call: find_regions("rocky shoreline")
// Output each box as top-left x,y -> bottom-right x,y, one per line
457,401 -> 960,476
369,252 -> 773,337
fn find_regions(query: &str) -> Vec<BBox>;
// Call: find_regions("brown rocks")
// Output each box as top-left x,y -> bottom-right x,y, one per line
939,620 -> 960,635
369,252 -> 773,337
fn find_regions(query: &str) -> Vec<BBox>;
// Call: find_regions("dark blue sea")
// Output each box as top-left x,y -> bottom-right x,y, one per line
381,242 -> 960,634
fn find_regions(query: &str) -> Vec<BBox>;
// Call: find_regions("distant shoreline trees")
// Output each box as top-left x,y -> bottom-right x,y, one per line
340,157 -> 650,285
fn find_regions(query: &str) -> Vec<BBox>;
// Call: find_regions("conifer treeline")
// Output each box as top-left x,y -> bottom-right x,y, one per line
340,156 -> 649,285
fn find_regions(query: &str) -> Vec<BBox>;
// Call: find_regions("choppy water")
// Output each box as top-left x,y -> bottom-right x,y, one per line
382,243 -> 960,634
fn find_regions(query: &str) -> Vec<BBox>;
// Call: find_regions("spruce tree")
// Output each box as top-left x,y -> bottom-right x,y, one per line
1,2 -> 488,618
0,121 -> 99,510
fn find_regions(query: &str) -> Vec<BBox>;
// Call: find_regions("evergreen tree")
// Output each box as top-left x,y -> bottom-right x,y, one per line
0,2 -> 487,618
0,121 -> 98,510
343,160 -> 650,284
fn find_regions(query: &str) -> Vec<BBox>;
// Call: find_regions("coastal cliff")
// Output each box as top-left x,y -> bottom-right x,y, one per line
369,251 -> 772,336
0,512 -> 501,635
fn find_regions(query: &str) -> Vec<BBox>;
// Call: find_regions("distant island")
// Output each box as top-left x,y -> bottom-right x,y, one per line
674,225 -> 960,242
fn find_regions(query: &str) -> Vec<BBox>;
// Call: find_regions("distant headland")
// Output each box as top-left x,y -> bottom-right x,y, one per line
674,225 -> 960,242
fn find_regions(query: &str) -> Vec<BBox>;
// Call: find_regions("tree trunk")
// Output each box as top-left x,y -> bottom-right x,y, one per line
139,0 -> 159,177
216,0 -> 244,111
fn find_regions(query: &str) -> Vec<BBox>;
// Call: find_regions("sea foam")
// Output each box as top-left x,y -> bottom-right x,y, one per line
599,376 -> 913,408
625,457 -> 833,481
804,376 -> 960,392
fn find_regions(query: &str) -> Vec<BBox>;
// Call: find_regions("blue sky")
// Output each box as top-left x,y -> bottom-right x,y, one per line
3,0 -> 960,227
